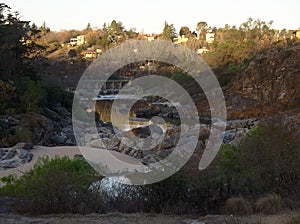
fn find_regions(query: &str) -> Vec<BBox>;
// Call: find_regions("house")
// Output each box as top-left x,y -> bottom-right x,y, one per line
293,29 -> 300,39
143,35 -> 157,41
197,47 -> 209,55
173,35 -> 189,44
81,50 -> 97,59
69,35 -> 85,46
205,31 -> 215,44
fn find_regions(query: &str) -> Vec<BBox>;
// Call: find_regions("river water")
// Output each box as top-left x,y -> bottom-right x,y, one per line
95,98 -> 153,131
94,95 -> 174,132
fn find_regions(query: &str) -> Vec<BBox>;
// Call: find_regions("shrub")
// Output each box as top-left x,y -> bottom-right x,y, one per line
286,215 -> 300,224
0,156 -> 104,214
255,194 -> 283,215
42,82 -> 74,110
171,72 -> 190,83
237,118 -> 300,197
0,80 -> 18,115
20,80 -> 43,113
221,197 -> 253,215
141,173 -> 190,214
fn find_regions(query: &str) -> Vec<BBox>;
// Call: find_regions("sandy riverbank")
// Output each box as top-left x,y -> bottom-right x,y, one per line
0,145 -> 142,183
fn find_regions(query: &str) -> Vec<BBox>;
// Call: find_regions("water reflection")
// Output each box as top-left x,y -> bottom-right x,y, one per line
95,100 -> 152,131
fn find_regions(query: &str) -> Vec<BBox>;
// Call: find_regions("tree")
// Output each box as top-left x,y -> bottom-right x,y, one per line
109,20 -> 124,36
196,21 -> 208,40
0,3 -> 44,81
83,22 -> 93,34
102,22 -> 108,33
20,80 -> 42,112
179,26 -> 191,37
239,18 -> 274,45
40,21 -> 50,35
162,21 -> 176,41
127,27 -> 138,39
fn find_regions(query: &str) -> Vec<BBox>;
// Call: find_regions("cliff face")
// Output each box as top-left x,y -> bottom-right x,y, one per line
226,42 -> 300,118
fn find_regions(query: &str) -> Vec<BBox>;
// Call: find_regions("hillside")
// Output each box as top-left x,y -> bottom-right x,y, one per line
226,42 -> 300,119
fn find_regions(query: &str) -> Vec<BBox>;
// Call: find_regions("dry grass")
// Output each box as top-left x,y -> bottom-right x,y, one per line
222,197 -> 253,215
286,214 -> 300,224
255,194 -> 283,215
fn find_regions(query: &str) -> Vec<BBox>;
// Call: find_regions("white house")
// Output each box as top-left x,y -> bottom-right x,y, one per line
69,35 -> 85,46
197,47 -> 209,55
205,31 -> 215,44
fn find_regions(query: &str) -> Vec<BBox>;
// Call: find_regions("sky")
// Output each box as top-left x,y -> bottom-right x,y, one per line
5,0 -> 300,34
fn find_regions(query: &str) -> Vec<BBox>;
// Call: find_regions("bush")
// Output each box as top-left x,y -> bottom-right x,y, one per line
237,118 -> 300,197
221,197 -> 253,215
255,194 -> 283,215
0,156 -> 104,214
144,173 -> 190,214
286,215 -> 300,224
20,80 -> 43,113
0,80 -> 18,115
42,82 -> 74,110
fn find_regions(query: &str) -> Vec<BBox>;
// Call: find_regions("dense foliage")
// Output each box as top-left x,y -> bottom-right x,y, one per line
0,156 -> 103,214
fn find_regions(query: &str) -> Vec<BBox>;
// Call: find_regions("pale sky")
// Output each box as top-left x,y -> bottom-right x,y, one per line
5,0 -> 300,34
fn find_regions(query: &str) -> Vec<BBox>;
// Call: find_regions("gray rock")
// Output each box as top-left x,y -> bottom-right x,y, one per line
18,149 -> 33,163
160,139 -> 173,149
142,154 -> 159,165
84,134 -> 99,143
158,148 -> 173,158
1,149 -> 17,161
0,149 -> 8,160
23,142 -> 34,150
90,139 -> 105,148
128,149 -> 136,157
0,159 -> 19,168
12,142 -> 26,149
50,135 -> 65,145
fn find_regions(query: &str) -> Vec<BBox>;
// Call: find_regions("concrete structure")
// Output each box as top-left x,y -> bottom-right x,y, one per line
173,35 -> 189,44
197,47 -> 209,55
82,79 -> 131,95
293,29 -> 300,39
70,35 -> 85,46
205,32 -> 215,44
81,50 -> 97,59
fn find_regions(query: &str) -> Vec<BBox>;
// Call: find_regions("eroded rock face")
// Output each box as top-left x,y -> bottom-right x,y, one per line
0,108 -> 76,148
227,43 -> 300,117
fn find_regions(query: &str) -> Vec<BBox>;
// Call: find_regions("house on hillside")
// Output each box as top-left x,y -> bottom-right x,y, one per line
293,29 -> 300,39
173,35 -> 189,44
197,47 -> 209,55
69,35 -> 85,46
81,50 -> 97,59
205,31 -> 215,44
143,35 -> 158,41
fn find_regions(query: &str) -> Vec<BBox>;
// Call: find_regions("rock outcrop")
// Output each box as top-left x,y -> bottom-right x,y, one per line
0,143 -> 34,170
227,43 -> 300,118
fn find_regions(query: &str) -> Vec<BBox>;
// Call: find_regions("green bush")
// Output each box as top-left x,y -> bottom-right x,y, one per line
42,82 -> 74,109
237,119 -> 300,197
144,173 -> 190,214
20,80 -> 42,113
171,72 -> 190,83
0,156 -> 104,214
0,123 -> 32,147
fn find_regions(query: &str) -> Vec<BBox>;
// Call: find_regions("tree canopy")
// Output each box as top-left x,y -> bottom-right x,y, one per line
162,21 -> 176,41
